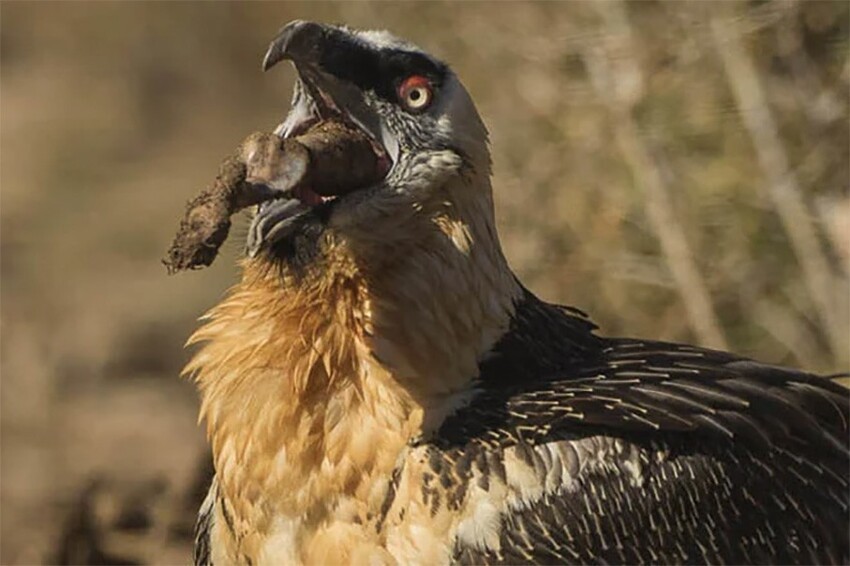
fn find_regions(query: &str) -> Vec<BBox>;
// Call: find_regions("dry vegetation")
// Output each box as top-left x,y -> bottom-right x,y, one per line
1,2 -> 847,564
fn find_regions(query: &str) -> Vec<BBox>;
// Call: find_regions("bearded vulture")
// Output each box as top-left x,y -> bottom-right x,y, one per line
186,20 -> 849,565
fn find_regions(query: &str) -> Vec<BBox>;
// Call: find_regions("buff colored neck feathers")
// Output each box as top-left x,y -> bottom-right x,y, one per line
183,170 -> 521,562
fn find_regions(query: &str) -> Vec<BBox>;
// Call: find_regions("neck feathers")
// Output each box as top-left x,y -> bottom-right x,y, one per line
184,168 -> 521,554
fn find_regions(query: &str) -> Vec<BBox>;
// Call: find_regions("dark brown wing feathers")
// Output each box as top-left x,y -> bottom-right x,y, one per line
432,291 -> 849,564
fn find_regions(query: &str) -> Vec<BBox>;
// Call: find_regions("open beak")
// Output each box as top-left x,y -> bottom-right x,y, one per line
263,21 -> 398,162
246,21 -> 394,257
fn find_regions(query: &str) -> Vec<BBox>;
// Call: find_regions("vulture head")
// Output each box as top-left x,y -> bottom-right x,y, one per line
246,20 -> 498,279
195,20 -> 519,415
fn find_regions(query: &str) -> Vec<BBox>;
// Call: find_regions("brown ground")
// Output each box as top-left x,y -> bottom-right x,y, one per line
1,2 -> 847,564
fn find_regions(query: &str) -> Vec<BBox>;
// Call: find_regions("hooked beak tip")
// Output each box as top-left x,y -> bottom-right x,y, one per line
262,19 -> 325,72
261,47 -> 279,72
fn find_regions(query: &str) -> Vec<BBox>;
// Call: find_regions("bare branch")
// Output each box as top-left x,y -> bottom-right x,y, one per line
711,9 -> 845,362
583,2 -> 728,350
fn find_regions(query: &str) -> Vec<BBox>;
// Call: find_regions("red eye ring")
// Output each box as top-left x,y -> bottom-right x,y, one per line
398,75 -> 433,111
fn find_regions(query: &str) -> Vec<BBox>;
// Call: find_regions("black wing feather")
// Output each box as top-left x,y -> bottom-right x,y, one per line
427,292 -> 849,564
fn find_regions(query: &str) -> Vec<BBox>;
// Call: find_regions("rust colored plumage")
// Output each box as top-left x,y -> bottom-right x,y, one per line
186,164 -> 525,564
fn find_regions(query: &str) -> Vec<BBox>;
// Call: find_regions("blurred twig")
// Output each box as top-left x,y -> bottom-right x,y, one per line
751,296 -> 822,365
711,10 -> 845,362
583,2 -> 728,350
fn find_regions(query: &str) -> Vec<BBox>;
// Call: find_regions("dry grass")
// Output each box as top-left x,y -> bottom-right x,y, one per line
1,2 -> 847,564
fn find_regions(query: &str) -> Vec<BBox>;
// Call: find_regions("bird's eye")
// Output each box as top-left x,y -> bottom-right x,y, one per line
398,75 -> 433,112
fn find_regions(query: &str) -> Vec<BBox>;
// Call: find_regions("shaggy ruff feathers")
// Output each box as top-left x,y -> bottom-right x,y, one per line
186,170 -> 525,564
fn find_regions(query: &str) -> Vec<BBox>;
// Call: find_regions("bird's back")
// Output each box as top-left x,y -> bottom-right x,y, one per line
403,291 -> 850,564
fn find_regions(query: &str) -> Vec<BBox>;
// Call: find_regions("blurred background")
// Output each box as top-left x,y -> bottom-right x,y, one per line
1,1 -> 847,564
